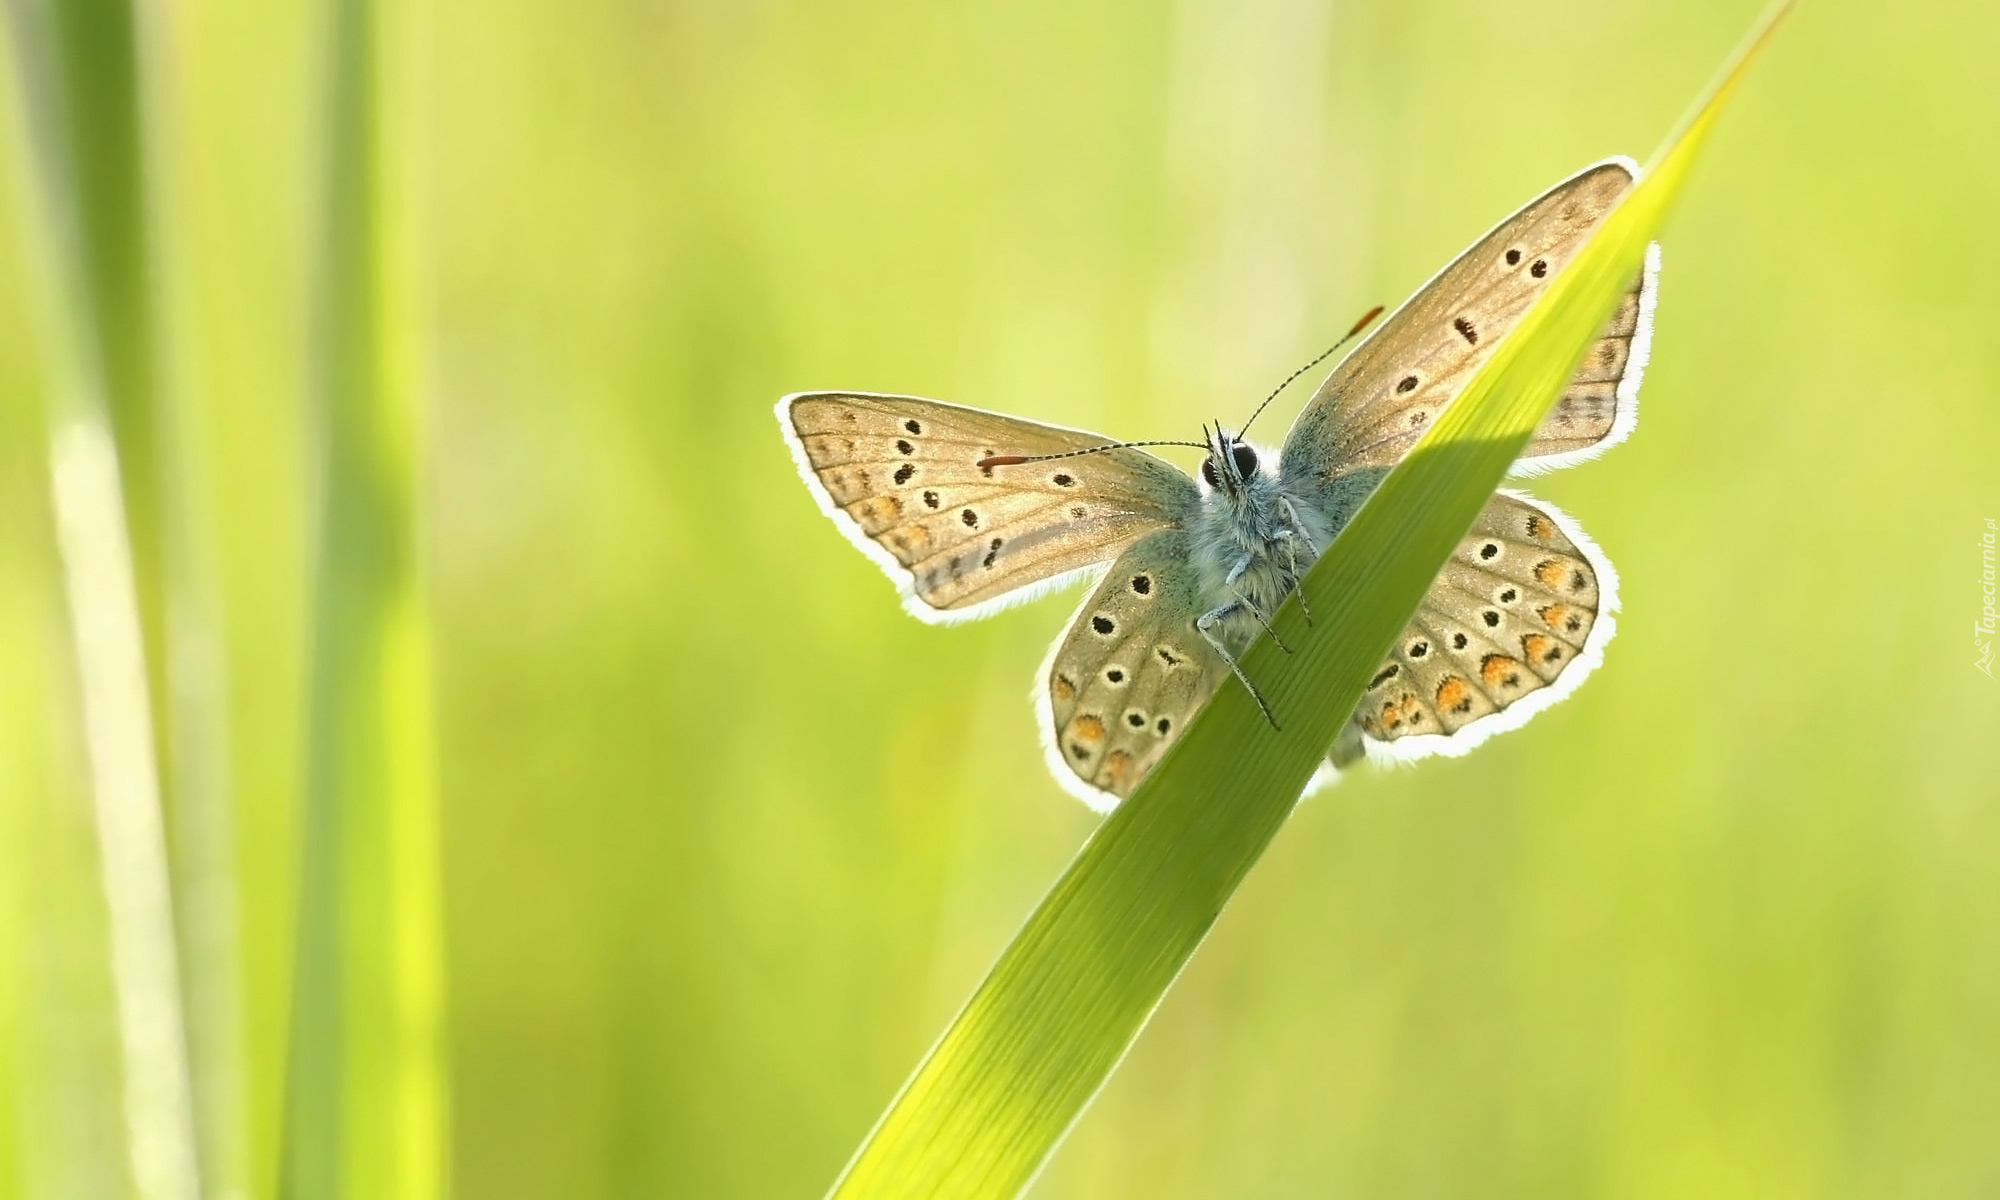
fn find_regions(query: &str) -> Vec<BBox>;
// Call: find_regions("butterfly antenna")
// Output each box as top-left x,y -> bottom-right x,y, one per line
978,438 -> 1208,470
1236,303 -> 1387,439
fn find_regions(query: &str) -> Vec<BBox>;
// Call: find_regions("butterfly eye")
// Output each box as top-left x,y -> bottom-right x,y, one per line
1201,456 -> 1221,489
1231,443 -> 1258,479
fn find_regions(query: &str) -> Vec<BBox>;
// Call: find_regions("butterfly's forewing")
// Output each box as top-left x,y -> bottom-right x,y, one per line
1037,531 -> 1225,811
1280,159 -> 1651,485
1340,492 -> 1614,764
780,392 -> 1200,622
1514,242 -> 1660,473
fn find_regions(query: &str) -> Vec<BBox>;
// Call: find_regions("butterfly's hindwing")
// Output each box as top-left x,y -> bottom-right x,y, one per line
1350,492 -> 1614,759
780,392 -> 1199,621
1039,530 -> 1225,810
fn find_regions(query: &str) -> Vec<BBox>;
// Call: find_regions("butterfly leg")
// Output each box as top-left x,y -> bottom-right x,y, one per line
1233,590 -> 1290,653
1197,603 -> 1281,730
1278,530 -> 1313,626
1223,554 -> 1290,653
1276,497 -> 1320,624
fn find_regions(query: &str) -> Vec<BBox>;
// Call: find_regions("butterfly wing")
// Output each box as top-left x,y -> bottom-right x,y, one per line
779,391 -> 1201,623
1513,241 -> 1660,474
1335,492 -> 1615,768
1279,159 -> 1656,485
1037,530 -> 1226,811
1277,159 -> 1651,781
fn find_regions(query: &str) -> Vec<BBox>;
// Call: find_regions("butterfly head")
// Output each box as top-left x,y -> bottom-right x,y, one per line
1199,425 -> 1261,496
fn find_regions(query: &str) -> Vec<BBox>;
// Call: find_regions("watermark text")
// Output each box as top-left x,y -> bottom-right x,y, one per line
1978,517 -> 1995,677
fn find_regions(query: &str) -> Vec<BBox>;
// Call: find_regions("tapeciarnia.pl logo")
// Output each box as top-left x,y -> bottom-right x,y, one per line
1978,517 -> 1996,678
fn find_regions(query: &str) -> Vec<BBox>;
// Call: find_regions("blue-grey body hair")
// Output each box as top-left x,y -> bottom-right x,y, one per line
1187,432 -> 1318,654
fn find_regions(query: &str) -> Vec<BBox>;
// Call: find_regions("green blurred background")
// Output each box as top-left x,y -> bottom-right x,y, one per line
5,0 -> 1999,1196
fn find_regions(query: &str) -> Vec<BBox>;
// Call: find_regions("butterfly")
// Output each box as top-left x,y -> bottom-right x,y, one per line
777,158 -> 1658,811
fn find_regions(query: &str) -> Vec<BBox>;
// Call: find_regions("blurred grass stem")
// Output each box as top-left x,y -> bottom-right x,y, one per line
48,419 -> 202,1200
3,0 -> 219,1195
279,0 -> 446,1195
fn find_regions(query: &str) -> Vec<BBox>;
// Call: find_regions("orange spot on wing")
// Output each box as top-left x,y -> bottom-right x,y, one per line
1104,750 -> 1135,790
1051,674 -> 1076,703
1522,634 -> 1561,665
1481,654 -> 1525,690
1535,559 -> 1568,588
1071,715 -> 1106,743
1436,677 -> 1472,714
1380,699 -> 1402,730
886,526 -> 932,559
853,495 -> 903,529
1526,514 -> 1555,541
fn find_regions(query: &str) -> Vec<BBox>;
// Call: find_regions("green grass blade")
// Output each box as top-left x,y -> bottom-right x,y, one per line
280,0 -> 446,1197
3,3 -> 209,1199
830,5 -> 1791,1196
